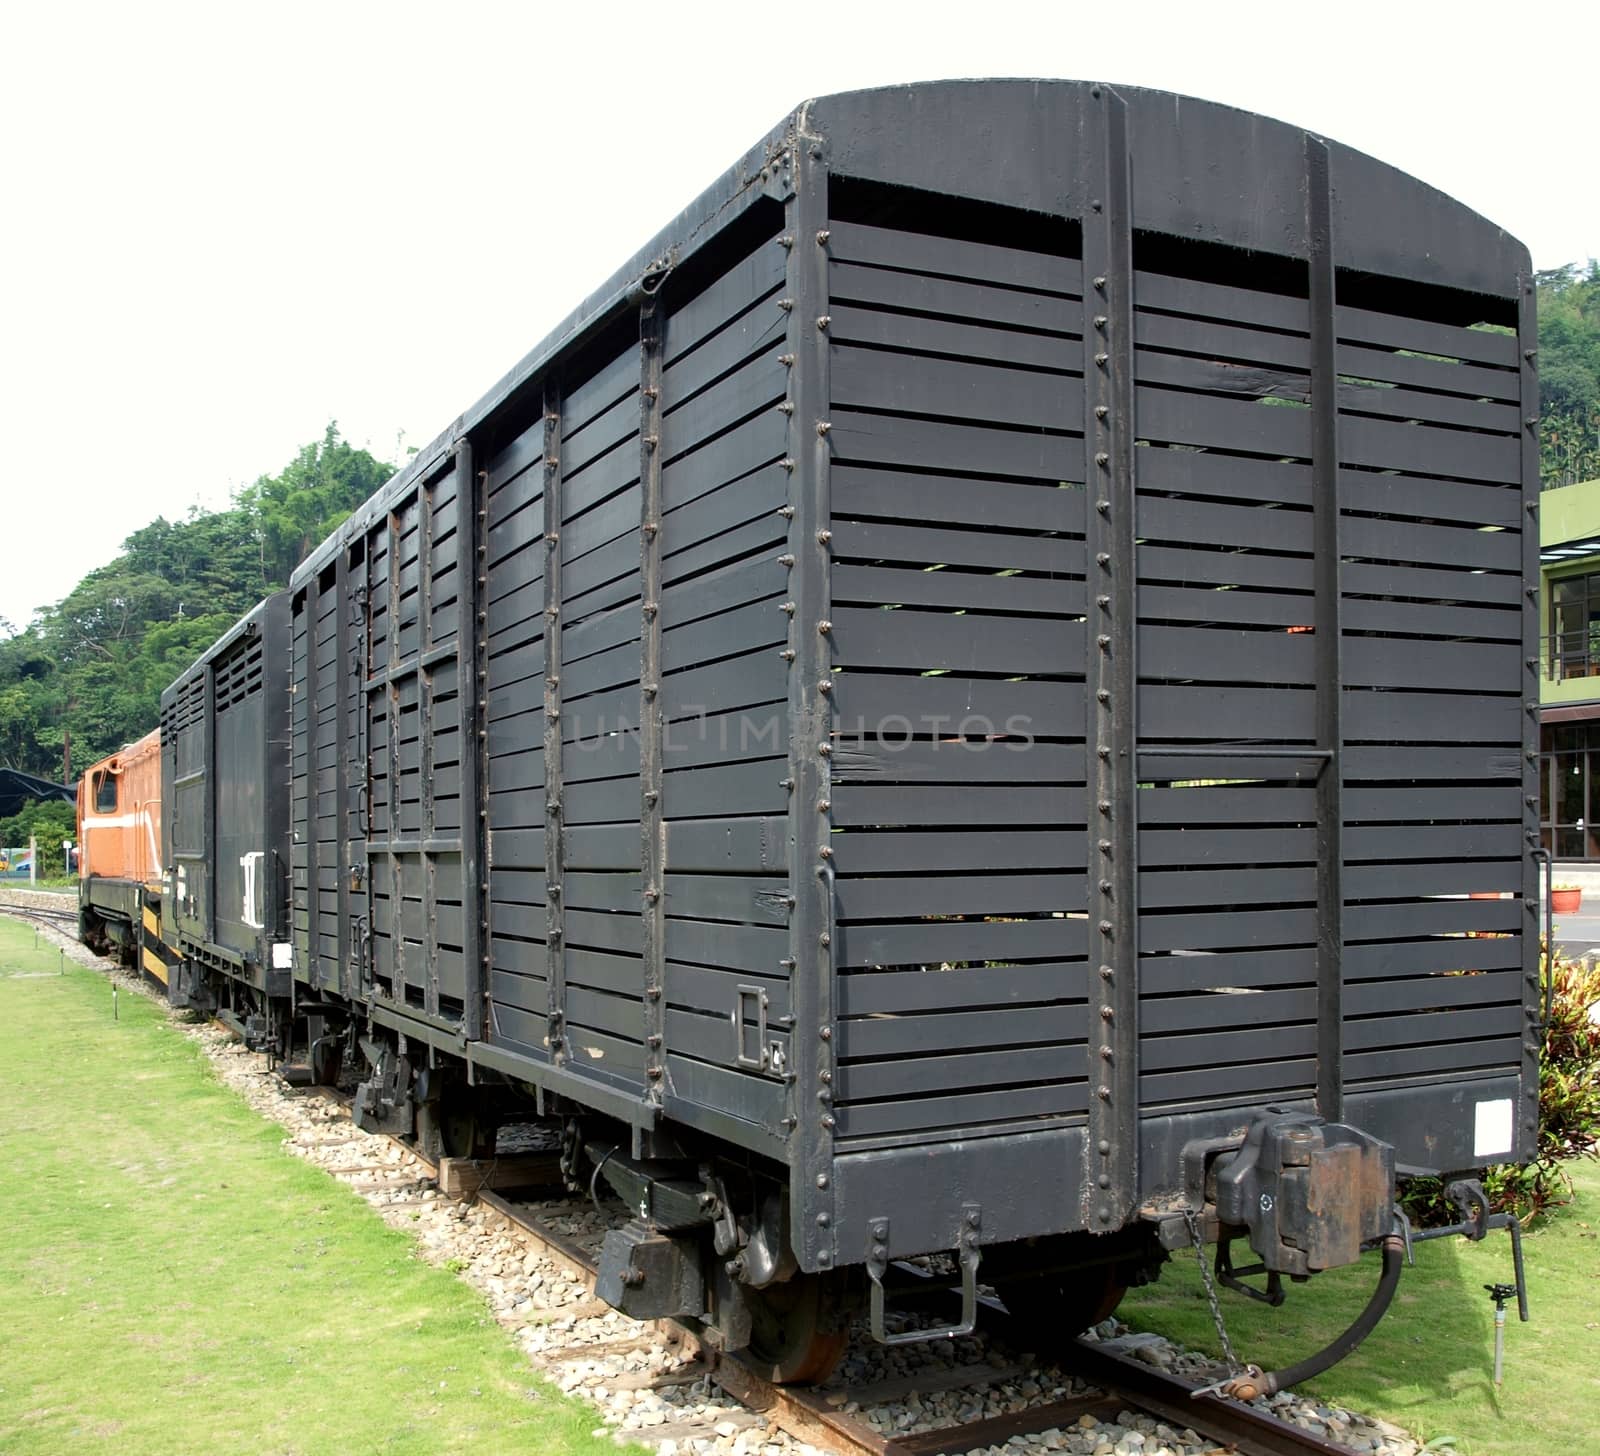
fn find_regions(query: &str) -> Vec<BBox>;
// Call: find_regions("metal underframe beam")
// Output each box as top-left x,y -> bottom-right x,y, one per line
1306,134 -> 1346,1124
543,383 -> 568,1068
1081,82 -> 1139,1231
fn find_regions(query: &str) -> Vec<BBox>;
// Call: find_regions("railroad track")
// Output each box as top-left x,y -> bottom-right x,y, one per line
467,1178 -> 1361,1456
0,900 -> 83,944
272,1083 -> 1368,1456
0,902 -> 79,932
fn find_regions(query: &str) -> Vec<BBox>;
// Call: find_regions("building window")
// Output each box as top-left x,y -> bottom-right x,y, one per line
1549,571 -> 1600,680
1541,720 -> 1600,859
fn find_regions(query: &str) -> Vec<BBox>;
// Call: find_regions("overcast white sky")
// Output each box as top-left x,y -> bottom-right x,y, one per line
1,0 -> 1594,632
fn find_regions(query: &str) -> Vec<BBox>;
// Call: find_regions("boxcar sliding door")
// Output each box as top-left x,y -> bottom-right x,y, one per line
356,454 -> 482,1033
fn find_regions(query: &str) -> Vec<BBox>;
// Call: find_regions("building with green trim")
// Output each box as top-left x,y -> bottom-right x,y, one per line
1540,477 -> 1600,859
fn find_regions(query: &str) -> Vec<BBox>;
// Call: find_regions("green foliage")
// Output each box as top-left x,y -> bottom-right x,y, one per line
0,425 -> 395,780
0,798 -> 76,853
1537,260 -> 1600,490
235,421 -> 393,585
1403,952 -> 1600,1226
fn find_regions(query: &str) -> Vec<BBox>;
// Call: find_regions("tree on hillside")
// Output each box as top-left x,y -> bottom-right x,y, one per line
236,421 -> 394,583
1538,260 -> 1600,489
0,426 -> 395,780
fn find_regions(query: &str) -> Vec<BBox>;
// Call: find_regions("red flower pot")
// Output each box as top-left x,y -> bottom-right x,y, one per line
1550,887 -> 1583,915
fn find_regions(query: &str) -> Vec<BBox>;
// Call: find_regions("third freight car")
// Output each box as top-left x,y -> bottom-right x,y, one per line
160,594 -> 295,1040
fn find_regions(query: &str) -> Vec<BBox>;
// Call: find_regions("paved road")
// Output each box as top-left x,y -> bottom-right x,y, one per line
1549,908 -> 1600,959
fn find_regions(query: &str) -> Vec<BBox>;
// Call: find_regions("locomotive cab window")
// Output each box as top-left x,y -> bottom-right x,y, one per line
94,771 -> 118,814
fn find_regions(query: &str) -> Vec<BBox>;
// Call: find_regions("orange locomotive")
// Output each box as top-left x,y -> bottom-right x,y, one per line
76,729 -> 172,984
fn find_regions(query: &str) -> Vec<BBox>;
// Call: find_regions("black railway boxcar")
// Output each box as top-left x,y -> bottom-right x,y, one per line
168,79 -> 1539,1386
161,592 -> 295,1030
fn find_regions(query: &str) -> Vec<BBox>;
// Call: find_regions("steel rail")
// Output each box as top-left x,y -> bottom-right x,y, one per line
481,1174 -> 1362,1456
0,903 -> 83,934
252,1056 -> 1385,1456
1062,1338 -> 1364,1456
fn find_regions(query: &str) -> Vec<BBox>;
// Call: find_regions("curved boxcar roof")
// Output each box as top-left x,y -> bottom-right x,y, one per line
292,76 -> 1529,589
807,80 -> 1526,294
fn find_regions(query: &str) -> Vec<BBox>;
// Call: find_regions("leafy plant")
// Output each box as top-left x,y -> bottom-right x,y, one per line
0,799 -> 76,855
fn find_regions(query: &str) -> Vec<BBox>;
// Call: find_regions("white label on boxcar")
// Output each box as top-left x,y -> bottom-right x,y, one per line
240,850 -> 265,930
1474,1098 -> 1513,1159
272,941 -> 293,970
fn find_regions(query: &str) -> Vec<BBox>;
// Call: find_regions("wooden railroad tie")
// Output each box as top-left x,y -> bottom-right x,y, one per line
437,1152 -> 565,1199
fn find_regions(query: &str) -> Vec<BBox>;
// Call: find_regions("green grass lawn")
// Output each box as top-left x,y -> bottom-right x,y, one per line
7,911 -> 1593,1456
1122,1145 -> 1600,1454
0,918 -> 623,1456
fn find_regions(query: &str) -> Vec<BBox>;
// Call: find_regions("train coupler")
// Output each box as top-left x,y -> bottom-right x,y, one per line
1212,1112 -> 1395,1276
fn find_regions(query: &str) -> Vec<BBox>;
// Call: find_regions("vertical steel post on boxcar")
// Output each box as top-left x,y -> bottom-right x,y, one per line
333,555 -> 351,998
639,299 -> 667,1099
418,478 -> 440,1017
1305,135 -> 1347,1124
265,595 -> 293,955
1081,84 -> 1140,1230
203,653 -> 217,943
305,579 -> 323,993
455,436 -> 488,1045
785,131 -> 837,1271
386,508 -> 406,999
1517,273 -> 1543,1159
543,384 -> 568,1068
350,558 -> 374,999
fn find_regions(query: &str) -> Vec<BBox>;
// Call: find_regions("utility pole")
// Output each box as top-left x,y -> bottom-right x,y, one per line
63,725 -> 71,784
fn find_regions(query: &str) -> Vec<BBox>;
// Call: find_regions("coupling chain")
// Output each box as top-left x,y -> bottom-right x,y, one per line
1183,1203 -> 1240,1373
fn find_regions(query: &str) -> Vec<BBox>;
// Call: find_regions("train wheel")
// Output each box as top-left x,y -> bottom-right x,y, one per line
997,1262 -> 1128,1352
743,1275 -> 850,1385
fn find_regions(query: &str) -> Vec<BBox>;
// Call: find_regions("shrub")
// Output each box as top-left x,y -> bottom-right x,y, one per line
0,799 -> 76,857
1402,951 -> 1600,1226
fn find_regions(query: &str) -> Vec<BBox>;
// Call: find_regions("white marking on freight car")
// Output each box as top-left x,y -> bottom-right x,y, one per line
1474,1098 -> 1513,1159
